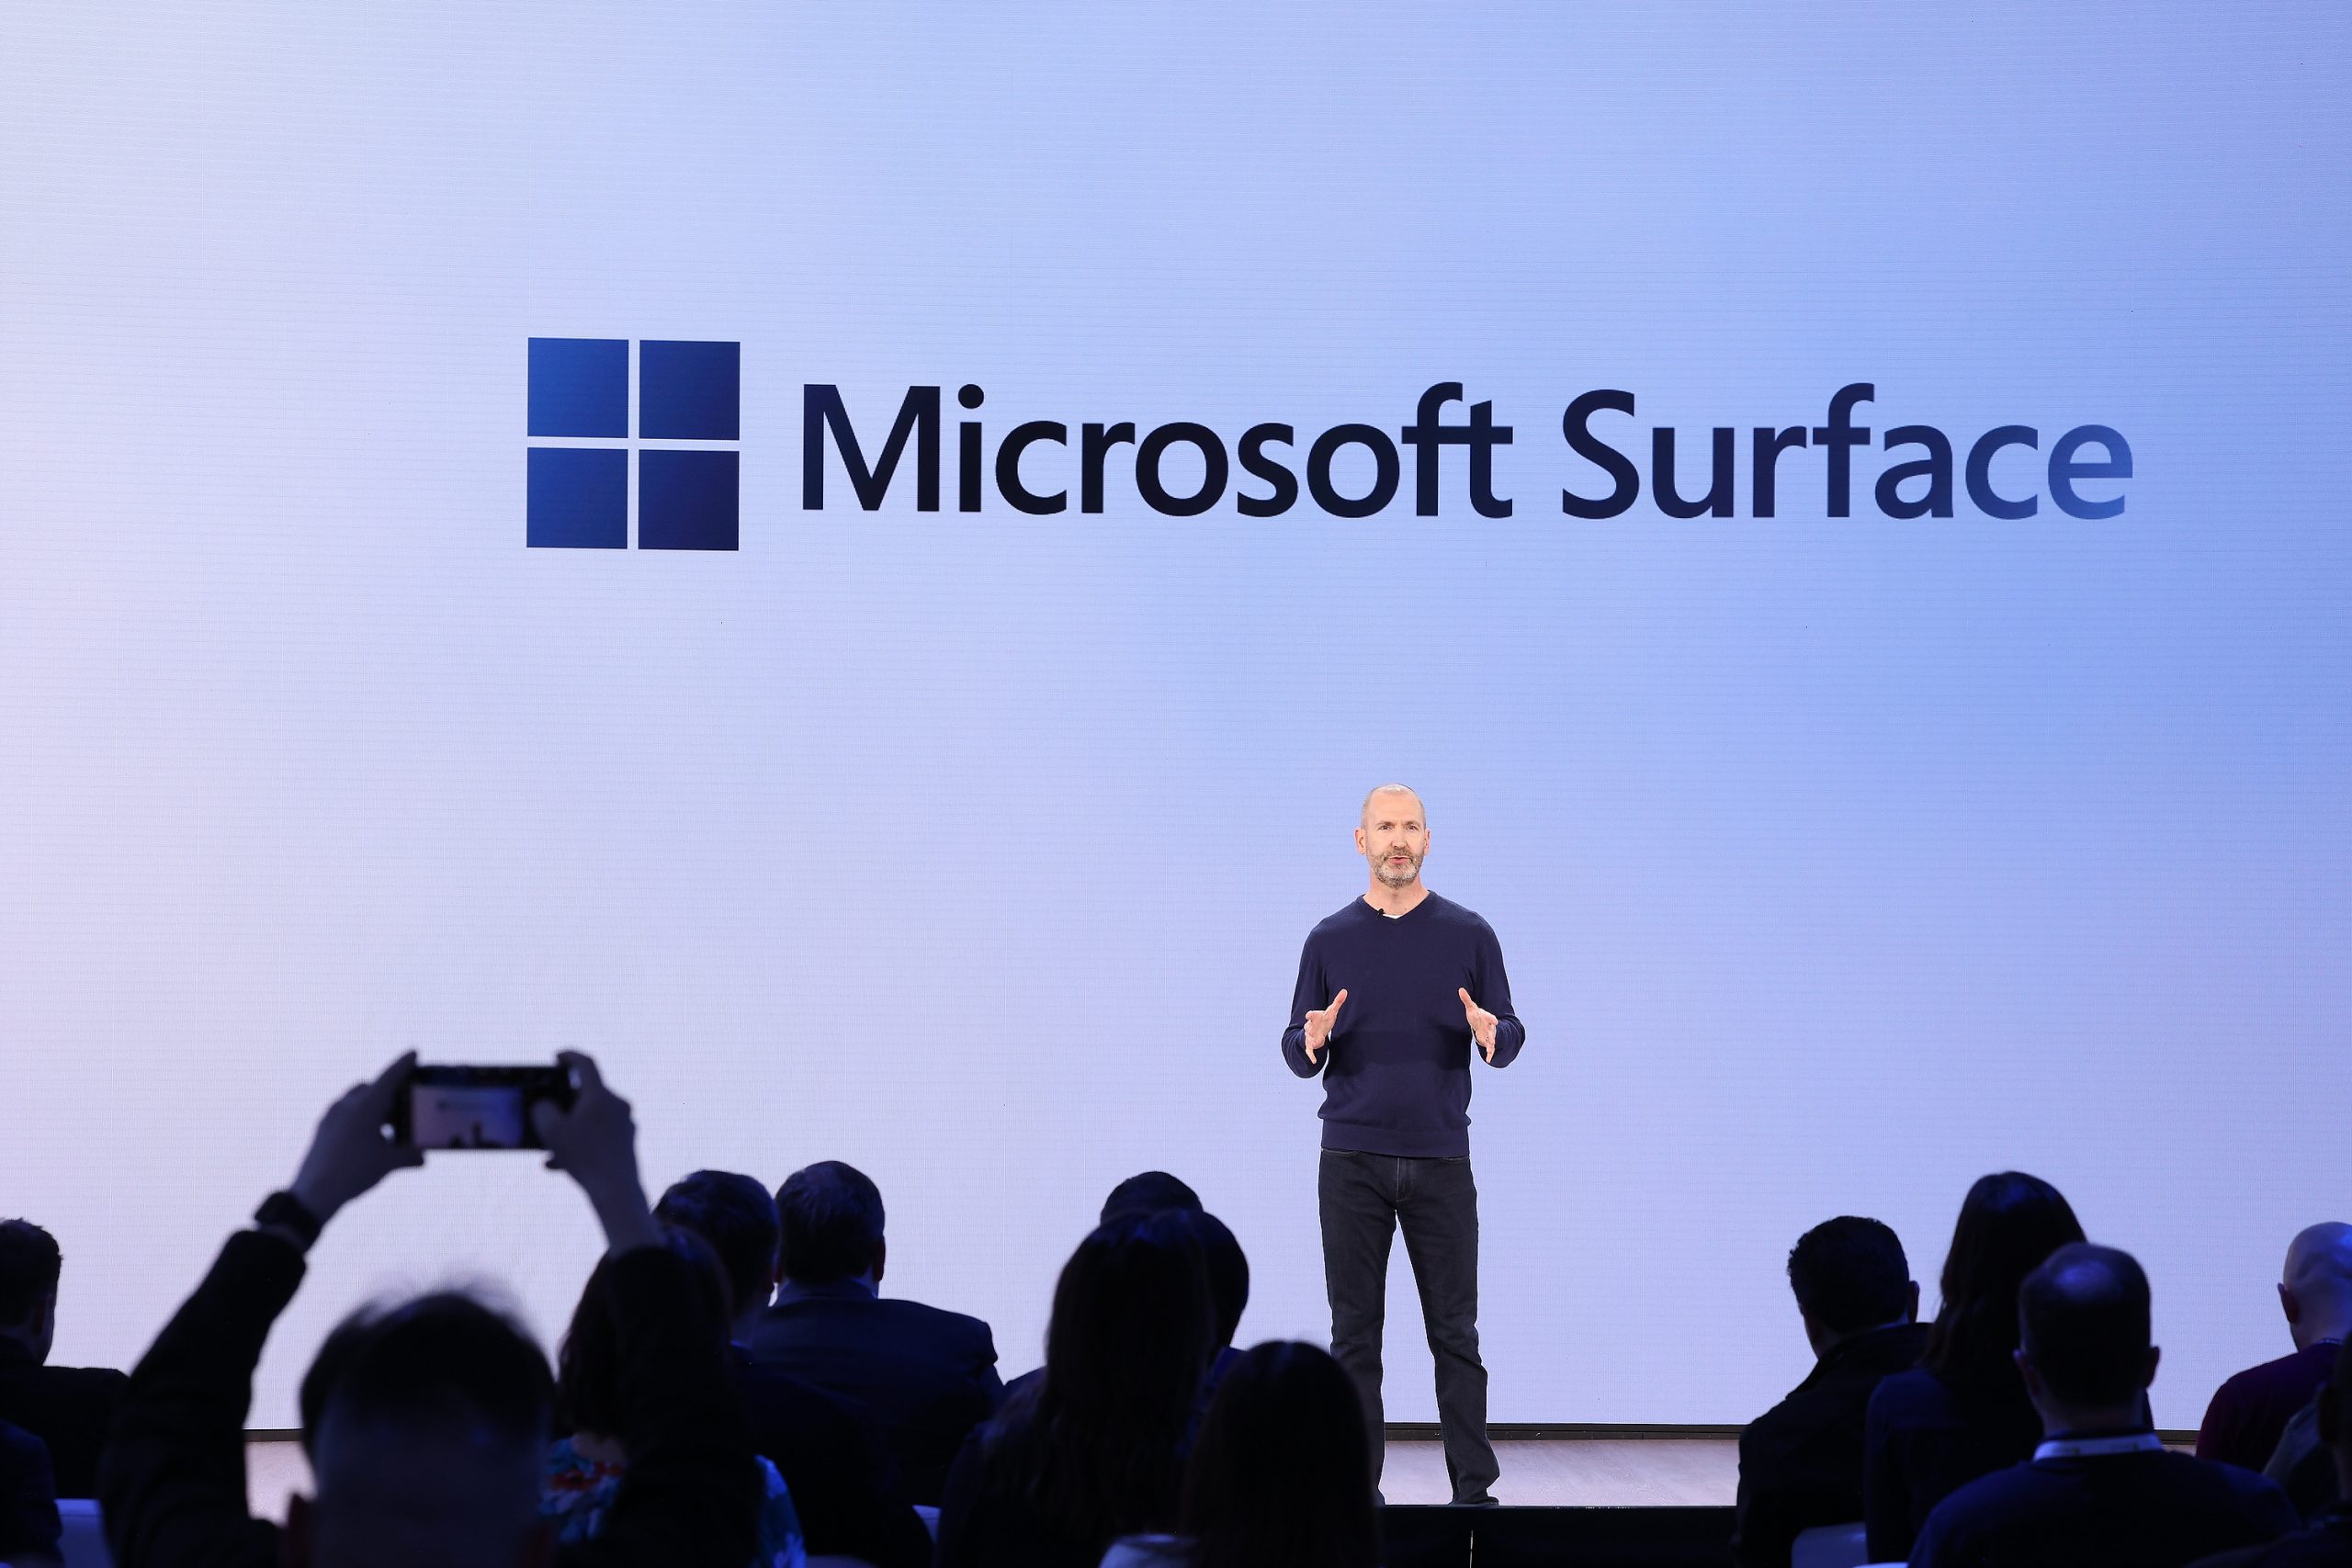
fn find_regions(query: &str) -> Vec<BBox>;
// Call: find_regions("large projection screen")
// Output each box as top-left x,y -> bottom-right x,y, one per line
4,5 -> 2348,1431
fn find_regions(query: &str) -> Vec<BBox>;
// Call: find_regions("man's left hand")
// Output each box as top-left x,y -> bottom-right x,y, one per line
1458,988 -> 1499,1062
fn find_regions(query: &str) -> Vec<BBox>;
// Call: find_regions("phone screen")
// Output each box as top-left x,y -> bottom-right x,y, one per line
407,1083 -> 530,1149
396,1065 -> 571,1150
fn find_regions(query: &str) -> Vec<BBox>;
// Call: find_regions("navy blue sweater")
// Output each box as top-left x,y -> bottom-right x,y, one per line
1282,891 -> 1525,1157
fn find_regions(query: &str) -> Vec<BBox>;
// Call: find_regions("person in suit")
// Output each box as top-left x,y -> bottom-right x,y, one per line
2199,1224 -> 2352,1472
0,1417 -> 62,1567
1733,1216 -> 1928,1568
1910,1243 -> 2296,1568
2194,1339 -> 2352,1566
1863,1171 -> 2086,1562
0,1219 -> 129,1499
749,1160 -> 1001,1506
656,1171 -> 932,1568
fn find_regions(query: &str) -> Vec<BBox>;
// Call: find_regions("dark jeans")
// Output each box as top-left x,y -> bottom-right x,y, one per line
1318,1148 -> 1498,1502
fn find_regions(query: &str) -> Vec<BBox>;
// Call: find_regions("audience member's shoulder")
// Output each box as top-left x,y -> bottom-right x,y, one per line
1739,1376 -> 1819,1453
1867,1364 -> 1954,1427
2193,1450 -> 2301,1526
877,1294 -> 995,1349
2218,1348 -> 2326,1401
2188,1514 -> 2352,1568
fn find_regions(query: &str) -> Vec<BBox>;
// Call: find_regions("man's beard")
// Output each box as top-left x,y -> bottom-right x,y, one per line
1374,849 -> 1424,888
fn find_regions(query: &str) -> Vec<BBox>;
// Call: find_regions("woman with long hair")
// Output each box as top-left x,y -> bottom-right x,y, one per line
1863,1171 -> 2086,1561
937,1210 -> 1216,1568
1172,1341 -> 1378,1568
543,1225 -> 807,1568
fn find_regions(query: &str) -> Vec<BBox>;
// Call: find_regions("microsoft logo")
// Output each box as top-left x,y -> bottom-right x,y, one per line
526,338 -> 741,549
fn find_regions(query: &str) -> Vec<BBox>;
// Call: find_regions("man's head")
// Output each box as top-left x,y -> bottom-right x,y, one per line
2015,1242 -> 2159,1433
288,1292 -> 557,1568
1166,1209 -> 1250,1349
1786,1216 -> 1917,1357
656,1169 -> 783,1335
1356,784 -> 1429,891
1101,1170 -> 1203,1225
775,1161 -> 888,1288
0,1221 -> 61,1362
2278,1222 -> 2352,1350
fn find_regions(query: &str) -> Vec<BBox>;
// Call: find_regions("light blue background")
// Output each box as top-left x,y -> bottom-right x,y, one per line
2,4 -> 2346,1431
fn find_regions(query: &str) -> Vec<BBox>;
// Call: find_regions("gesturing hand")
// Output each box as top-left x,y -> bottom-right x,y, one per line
1302,988 -> 1348,1063
288,1052 -> 425,1228
1458,988 -> 1499,1062
533,1051 -> 659,1257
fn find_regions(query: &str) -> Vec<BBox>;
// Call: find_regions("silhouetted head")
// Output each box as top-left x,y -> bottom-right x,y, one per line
1101,1171 -> 1203,1224
2016,1242 -> 2157,1428
0,1220 -> 61,1362
1787,1215 -> 1917,1354
288,1292 -> 557,1568
556,1227 -> 730,1439
1162,1209 -> 1250,1349
1183,1341 -> 1375,1568
775,1161 -> 888,1287
1923,1172 -> 2085,1384
2279,1222 -> 2352,1349
656,1169 -> 782,1329
990,1209 -> 1217,1551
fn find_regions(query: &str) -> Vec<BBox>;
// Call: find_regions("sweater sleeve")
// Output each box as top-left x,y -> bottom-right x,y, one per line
99,1229 -> 303,1568
1280,931 -> 1329,1078
1471,919 -> 1525,1070
560,1246 -> 763,1568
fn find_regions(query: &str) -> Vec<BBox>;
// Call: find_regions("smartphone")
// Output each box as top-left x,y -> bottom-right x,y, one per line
393,1065 -> 575,1151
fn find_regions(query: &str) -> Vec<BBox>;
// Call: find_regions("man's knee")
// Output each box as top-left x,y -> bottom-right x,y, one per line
1425,1317 -> 1483,1362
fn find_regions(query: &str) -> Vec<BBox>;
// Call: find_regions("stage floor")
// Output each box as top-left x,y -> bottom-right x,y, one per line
244,1436 -> 1741,1516
1383,1438 -> 1736,1506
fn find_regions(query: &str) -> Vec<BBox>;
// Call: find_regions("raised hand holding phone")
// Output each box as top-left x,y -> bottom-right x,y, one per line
532,1051 -> 659,1256
287,1052 -> 425,1227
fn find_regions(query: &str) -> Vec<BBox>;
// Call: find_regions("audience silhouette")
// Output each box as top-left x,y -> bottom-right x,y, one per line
2195,1334 -> 2352,1566
546,1224 -> 805,1564
937,1210 -> 1216,1568
1908,1243 -> 2295,1566
655,1170 -> 931,1568
0,1219 -> 129,1500
748,1161 -> 1001,1506
2201,1225 -> 2352,1472
1864,1170 -> 2086,1561
13,1065 -> 2342,1568
1733,1215 -> 1925,1568
99,1052 -> 762,1568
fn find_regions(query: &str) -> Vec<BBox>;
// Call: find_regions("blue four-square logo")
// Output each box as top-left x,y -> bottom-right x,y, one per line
527,338 -> 741,549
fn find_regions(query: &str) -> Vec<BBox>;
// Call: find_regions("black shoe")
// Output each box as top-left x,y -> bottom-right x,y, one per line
1450,1494 -> 1500,1508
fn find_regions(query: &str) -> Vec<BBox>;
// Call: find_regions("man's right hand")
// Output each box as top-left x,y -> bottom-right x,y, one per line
534,1051 -> 660,1257
1302,988 -> 1348,1063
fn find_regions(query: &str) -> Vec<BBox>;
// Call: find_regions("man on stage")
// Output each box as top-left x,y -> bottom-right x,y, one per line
1283,783 -> 1525,1506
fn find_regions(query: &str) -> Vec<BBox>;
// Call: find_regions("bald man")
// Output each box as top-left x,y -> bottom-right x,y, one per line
1282,784 -> 1525,1506
2199,1225 -> 2352,1472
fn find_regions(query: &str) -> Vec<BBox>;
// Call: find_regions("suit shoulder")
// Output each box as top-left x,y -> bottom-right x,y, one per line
880,1297 -> 995,1345
1868,1366 -> 1950,1424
